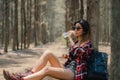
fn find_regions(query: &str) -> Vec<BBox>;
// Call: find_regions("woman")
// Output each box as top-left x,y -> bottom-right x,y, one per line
3,19 -> 92,80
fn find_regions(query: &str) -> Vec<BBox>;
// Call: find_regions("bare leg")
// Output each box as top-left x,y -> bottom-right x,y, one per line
24,66 -> 74,80
23,50 -> 74,80
32,49 -> 63,72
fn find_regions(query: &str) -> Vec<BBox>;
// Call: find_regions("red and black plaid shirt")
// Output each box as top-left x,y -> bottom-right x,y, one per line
64,40 -> 92,80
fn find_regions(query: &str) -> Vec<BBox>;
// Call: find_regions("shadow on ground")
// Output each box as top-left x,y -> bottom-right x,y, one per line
0,59 -> 20,68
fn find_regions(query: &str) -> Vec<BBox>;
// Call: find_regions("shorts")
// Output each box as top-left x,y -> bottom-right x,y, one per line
66,66 -> 75,75
64,61 -> 76,75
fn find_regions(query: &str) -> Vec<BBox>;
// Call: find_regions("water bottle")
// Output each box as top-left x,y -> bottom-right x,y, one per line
62,32 -> 70,38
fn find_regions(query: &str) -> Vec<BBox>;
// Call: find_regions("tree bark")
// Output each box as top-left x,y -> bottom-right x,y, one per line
13,0 -> 19,50
26,0 -> 32,48
34,0 -> 40,46
4,0 -> 10,53
21,0 -> 24,49
110,0 -> 120,80
1,0 -> 5,47
87,0 -> 100,49
80,0 -> 84,19
23,0 -> 27,49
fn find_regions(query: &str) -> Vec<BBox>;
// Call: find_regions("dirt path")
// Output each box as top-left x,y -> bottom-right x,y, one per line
0,39 -> 111,80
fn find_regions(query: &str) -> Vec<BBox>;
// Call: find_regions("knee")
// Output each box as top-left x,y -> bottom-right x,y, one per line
43,49 -> 53,57
42,66 -> 51,75
44,49 -> 52,54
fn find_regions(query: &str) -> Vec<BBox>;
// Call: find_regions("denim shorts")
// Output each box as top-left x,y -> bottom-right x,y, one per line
64,61 -> 76,75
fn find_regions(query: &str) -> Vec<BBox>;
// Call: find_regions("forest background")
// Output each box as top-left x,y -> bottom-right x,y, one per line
0,0 -> 120,80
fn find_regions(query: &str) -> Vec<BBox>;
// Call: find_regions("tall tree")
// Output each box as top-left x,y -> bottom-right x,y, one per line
1,0 -> 5,47
26,0 -> 32,48
110,0 -> 120,80
20,0 -> 24,49
99,0 -> 110,45
65,0 -> 73,31
87,0 -> 100,49
80,0 -> 84,19
34,0 -> 40,46
13,0 -> 19,50
4,0 -> 10,53
23,0 -> 27,49
47,0 -> 55,42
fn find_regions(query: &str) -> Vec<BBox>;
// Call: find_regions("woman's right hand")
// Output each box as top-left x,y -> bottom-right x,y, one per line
68,30 -> 75,37
65,30 -> 75,47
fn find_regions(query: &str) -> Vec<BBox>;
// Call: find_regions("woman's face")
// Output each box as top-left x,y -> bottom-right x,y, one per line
74,23 -> 83,37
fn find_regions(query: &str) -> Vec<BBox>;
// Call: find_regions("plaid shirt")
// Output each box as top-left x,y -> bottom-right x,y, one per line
64,40 -> 92,80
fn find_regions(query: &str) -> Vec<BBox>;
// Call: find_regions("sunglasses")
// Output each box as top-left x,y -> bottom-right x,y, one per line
72,27 -> 82,31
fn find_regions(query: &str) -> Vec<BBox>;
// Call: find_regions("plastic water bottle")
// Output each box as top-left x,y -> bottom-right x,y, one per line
62,32 -> 70,38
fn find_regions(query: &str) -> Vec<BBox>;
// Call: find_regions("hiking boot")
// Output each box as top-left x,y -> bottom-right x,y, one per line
3,70 -> 23,80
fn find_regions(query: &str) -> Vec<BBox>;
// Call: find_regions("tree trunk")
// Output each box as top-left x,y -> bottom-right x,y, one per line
26,0 -> 32,48
47,0 -> 55,42
13,0 -> 19,50
23,0 -> 27,49
110,0 -> 120,80
87,0 -> 100,49
1,0 -> 5,47
34,0 -> 40,46
80,0 -> 84,19
21,0 -> 24,49
41,23 -> 48,44
65,0 -> 73,31
4,0 -> 10,53
65,0 -> 74,46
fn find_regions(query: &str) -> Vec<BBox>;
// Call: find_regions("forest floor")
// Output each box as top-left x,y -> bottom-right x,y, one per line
0,38 -> 111,80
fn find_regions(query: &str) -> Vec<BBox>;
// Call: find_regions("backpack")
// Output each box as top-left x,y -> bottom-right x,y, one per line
86,50 -> 108,80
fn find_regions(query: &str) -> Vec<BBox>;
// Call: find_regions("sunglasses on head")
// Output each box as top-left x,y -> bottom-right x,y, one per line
72,26 -> 82,31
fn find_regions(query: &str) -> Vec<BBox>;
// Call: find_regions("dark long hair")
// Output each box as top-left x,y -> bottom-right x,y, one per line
74,19 -> 91,42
